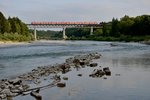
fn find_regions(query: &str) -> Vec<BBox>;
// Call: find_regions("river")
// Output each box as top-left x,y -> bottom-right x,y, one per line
0,40 -> 150,100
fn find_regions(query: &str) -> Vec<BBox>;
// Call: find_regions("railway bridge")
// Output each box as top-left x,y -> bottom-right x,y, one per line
27,22 -> 102,40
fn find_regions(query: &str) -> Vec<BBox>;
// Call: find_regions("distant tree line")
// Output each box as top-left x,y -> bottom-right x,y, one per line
108,15 -> 150,37
34,30 -> 62,40
0,11 -> 32,41
30,15 -> 150,41
65,15 -> 150,41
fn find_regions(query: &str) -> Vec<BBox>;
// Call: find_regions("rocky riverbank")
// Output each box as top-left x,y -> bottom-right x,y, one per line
0,52 -> 112,100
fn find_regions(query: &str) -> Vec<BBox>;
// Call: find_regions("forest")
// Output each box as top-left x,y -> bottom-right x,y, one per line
0,11 -> 32,41
37,15 -> 150,42
65,15 -> 150,41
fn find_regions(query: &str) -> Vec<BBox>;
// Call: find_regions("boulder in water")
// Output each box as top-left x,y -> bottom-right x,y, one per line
89,63 -> 98,67
57,82 -> 66,87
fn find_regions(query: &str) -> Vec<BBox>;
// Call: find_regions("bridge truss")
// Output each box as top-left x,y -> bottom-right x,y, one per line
27,22 -> 102,40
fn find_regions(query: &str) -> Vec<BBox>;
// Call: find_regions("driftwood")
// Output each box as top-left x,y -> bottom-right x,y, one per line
11,80 -> 59,95
30,89 -> 42,100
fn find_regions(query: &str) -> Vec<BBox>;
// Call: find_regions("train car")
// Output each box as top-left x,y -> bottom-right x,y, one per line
31,22 -> 35,24
48,22 -> 51,24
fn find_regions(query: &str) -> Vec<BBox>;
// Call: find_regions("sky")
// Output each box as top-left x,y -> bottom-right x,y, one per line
0,0 -> 150,23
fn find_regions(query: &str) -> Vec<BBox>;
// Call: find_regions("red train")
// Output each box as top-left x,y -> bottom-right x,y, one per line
31,22 -> 98,25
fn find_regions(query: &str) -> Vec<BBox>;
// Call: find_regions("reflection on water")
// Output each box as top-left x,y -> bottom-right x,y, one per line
0,40 -> 150,100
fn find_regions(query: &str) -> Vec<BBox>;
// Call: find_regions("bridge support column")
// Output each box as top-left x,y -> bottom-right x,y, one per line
34,27 -> 37,41
90,26 -> 93,35
63,27 -> 67,40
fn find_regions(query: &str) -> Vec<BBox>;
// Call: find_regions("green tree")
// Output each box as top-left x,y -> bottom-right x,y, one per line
132,15 -> 150,36
102,22 -> 111,36
0,11 -> 11,33
111,18 -> 120,37
119,15 -> 134,35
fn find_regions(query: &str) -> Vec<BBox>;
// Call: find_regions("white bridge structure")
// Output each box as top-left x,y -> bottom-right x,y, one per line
27,22 -> 102,40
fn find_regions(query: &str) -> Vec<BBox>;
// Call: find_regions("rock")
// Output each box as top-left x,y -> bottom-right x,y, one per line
105,70 -> 111,76
73,59 -> 80,65
62,77 -> 68,80
110,43 -> 118,47
33,79 -> 41,84
9,78 -> 22,85
1,79 -> 7,82
97,70 -> 105,76
22,84 -> 30,90
79,61 -> 85,66
60,63 -> 68,73
4,81 -> 10,86
66,57 -> 74,64
103,77 -> 107,79
57,82 -> 66,87
95,70 -> 105,77
89,69 -> 105,77
1,88 -> 13,96
115,74 -> 120,76
0,84 -> 6,89
103,67 -> 111,76
89,63 -> 98,67
0,88 -> 2,92
94,53 -> 101,59
53,75 -> 61,81
89,52 -> 101,59
0,94 -> 7,99
8,84 -> 14,89
77,74 -> 82,77
18,86 -> 24,91
30,90 -> 42,100
103,67 -> 109,71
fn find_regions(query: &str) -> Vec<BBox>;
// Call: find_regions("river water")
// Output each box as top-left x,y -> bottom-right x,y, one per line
0,40 -> 150,100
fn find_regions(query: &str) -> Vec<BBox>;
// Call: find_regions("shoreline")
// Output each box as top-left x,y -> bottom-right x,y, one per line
0,40 -> 149,46
0,41 -> 31,45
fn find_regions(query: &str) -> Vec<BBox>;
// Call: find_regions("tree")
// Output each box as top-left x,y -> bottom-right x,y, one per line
111,18 -> 120,37
132,15 -> 150,36
0,11 -> 11,33
119,15 -> 134,35
102,22 -> 111,36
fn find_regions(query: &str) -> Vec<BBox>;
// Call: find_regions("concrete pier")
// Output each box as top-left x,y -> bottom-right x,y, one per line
34,27 -> 37,41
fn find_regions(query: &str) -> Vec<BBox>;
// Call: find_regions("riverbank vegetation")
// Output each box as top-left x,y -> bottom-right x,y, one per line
66,15 -> 150,42
34,30 -> 62,40
1,10 -> 150,42
36,15 -> 150,42
0,11 -> 32,41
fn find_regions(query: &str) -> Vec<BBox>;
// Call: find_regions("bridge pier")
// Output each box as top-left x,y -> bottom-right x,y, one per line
90,26 -> 93,35
63,27 -> 67,39
34,27 -> 37,41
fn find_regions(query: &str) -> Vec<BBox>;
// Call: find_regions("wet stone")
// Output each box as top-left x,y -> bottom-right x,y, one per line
79,61 -> 85,66
62,77 -> 68,80
115,74 -> 121,76
0,94 -> 7,99
1,88 -> 13,96
9,78 -> 22,86
0,88 -> 2,92
89,63 -> 98,67
103,67 -> 111,76
57,83 -> 66,88
77,74 -> 82,77
103,77 -> 107,79
89,68 -> 109,78
0,84 -> 6,90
